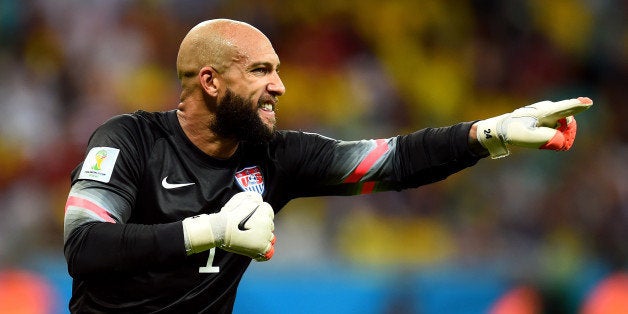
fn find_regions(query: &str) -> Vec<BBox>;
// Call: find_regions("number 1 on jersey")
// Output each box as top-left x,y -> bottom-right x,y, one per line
199,248 -> 220,273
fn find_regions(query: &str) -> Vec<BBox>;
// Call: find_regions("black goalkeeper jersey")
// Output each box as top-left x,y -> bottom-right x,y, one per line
63,109 -> 483,313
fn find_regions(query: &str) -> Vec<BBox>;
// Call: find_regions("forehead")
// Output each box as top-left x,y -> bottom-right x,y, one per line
233,30 -> 280,66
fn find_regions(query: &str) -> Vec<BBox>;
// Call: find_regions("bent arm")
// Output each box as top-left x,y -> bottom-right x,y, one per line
63,181 -> 186,279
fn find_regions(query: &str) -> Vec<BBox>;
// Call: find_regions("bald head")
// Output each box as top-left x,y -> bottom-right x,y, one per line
176,19 -> 272,81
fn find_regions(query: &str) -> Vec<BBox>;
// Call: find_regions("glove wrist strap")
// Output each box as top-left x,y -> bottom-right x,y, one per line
182,214 -> 221,255
476,115 -> 510,159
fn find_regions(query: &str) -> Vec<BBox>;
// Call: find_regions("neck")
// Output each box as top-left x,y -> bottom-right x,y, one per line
176,102 -> 239,159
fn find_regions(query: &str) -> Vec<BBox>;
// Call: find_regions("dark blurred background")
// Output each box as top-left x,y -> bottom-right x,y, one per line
0,0 -> 626,313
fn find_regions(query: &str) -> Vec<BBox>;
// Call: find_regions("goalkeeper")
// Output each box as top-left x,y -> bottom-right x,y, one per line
63,18 -> 593,313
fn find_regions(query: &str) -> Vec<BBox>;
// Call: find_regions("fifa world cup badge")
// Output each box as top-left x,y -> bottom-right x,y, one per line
78,147 -> 120,183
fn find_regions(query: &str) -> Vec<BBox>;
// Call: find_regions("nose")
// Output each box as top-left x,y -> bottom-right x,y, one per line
267,72 -> 286,96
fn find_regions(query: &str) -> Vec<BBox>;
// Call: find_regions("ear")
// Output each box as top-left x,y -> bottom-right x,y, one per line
199,66 -> 219,97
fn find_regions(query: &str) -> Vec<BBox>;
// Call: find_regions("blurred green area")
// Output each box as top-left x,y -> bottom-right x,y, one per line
0,0 -> 626,313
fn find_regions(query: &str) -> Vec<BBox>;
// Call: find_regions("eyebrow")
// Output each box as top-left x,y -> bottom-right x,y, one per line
247,61 -> 280,70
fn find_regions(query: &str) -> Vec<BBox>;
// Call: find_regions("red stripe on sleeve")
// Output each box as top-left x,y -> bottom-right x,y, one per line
360,181 -> 376,194
344,139 -> 389,183
65,195 -> 116,223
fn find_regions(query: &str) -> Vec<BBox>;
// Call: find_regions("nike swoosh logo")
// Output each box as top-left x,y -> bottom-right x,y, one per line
238,205 -> 260,231
161,176 -> 195,189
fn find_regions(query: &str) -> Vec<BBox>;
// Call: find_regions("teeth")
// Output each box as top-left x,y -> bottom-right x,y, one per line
261,104 -> 273,111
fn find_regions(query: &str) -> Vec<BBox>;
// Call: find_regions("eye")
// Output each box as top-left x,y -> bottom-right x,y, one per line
252,67 -> 269,74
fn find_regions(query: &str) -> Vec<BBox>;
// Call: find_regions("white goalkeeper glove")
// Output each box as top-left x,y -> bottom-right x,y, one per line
475,97 -> 593,159
182,191 -> 276,261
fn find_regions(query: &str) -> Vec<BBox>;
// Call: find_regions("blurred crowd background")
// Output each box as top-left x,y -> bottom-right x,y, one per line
0,0 -> 627,313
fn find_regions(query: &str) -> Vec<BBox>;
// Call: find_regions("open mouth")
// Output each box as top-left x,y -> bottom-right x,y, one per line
260,103 -> 274,112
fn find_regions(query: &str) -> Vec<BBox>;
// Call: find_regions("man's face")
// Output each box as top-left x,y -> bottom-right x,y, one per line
210,88 -> 275,143
209,28 -> 285,143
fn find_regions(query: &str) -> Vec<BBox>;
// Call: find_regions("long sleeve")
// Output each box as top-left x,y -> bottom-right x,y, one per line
392,121 -> 487,188
63,182 -> 187,279
64,220 -> 186,278
271,122 -> 486,197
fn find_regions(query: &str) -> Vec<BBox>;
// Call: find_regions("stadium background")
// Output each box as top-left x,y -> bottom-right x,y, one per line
0,0 -> 626,313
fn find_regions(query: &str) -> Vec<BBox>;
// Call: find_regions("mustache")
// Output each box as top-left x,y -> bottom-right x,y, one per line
258,95 -> 278,105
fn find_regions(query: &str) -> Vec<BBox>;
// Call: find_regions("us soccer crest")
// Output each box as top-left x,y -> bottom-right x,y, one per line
234,166 -> 265,194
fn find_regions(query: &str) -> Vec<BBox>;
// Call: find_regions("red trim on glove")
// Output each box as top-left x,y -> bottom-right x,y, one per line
539,116 -> 578,151
262,234 -> 276,260
578,97 -> 593,105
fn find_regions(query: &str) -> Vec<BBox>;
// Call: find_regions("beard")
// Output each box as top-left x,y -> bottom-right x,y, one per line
210,89 -> 275,144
